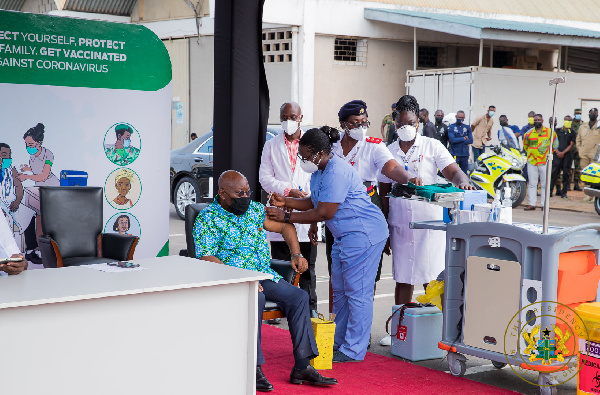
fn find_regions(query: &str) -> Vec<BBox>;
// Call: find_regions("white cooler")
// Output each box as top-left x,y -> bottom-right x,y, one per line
390,304 -> 444,361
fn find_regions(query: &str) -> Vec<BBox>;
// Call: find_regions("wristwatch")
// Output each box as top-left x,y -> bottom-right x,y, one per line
284,211 -> 291,223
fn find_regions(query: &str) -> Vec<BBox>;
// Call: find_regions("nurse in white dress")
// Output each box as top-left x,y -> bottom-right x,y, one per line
378,95 -> 474,305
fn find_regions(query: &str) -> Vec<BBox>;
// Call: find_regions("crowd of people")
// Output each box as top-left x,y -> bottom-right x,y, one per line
381,104 -> 600,206
189,94 -> 478,391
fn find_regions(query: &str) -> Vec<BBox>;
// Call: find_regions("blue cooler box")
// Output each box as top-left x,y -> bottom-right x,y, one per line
60,170 -> 88,187
443,189 -> 488,223
390,304 -> 443,361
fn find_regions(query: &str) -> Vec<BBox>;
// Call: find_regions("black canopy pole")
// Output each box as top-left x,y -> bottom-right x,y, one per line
213,0 -> 269,200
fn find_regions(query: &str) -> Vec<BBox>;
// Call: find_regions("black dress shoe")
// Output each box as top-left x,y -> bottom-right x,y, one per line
575,184 -> 583,191
256,366 -> 273,392
290,365 -> 338,386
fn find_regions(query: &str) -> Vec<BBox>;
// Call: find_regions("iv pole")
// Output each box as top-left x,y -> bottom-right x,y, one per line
543,77 -> 566,234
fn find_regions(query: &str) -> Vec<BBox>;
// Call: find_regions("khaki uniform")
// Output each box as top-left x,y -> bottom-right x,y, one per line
471,115 -> 494,149
575,121 -> 600,169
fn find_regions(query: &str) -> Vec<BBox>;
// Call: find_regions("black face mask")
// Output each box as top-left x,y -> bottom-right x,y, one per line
434,117 -> 443,124
419,117 -> 425,123
590,113 -> 598,121
533,121 -> 543,128
500,121 -> 509,127
225,193 -> 251,215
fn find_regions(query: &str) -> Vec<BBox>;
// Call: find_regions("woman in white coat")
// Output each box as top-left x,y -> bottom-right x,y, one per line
259,102 -> 318,315
379,95 -> 474,306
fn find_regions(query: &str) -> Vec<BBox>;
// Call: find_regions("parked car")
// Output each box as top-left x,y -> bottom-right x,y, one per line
170,127 -> 280,219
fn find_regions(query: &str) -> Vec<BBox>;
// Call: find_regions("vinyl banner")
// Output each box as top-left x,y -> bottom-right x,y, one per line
0,10 -> 172,261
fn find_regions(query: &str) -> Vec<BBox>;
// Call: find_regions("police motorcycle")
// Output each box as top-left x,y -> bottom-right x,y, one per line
581,145 -> 600,215
468,144 -> 527,208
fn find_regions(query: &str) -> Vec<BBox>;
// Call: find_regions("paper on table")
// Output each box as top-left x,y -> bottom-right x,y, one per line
83,263 -> 147,273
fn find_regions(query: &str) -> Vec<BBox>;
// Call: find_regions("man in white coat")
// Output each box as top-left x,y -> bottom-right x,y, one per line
259,102 -> 318,317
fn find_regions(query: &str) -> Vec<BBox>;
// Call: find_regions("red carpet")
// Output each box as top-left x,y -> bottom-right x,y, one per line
261,325 -> 518,394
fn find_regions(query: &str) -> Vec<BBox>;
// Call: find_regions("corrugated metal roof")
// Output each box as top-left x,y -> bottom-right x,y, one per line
358,0 -> 600,23
371,9 -> 600,39
62,0 -> 137,16
0,0 -> 26,11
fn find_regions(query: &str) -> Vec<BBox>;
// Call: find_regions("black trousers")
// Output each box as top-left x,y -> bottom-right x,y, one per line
270,241 -> 318,311
550,153 -> 572,194
257,279 -> 319,365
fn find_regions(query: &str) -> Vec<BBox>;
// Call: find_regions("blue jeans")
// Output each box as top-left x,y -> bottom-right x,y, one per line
472,146 -> 485,162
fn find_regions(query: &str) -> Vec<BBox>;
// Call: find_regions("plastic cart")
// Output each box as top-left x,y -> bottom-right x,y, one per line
410,220 -> 600,395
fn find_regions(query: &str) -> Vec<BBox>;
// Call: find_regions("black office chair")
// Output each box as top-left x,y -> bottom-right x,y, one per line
38,187 -> 139,268
183,203 -> 299,320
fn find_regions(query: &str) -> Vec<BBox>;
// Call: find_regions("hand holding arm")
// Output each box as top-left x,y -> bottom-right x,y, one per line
264,217 -> 307,274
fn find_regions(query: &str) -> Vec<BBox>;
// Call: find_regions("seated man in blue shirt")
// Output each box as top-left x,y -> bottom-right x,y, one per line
193,170 -> 337,392
448,110 -> 473,173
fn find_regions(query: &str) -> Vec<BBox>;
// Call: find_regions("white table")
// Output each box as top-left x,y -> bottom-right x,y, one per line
0,256 -> 271,395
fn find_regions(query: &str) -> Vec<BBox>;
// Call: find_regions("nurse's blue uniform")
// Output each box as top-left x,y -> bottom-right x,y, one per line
310,155 -> 389,360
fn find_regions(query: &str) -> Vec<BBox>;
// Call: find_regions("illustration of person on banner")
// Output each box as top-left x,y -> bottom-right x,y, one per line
16,123 -> 60,263
105,123 -> 140,166
112,168 -> 137,208
0,143 -> 36,251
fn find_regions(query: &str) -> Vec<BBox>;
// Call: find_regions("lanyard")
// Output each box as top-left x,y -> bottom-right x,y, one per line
338,145 -> 360,166
399,145 -> 417,170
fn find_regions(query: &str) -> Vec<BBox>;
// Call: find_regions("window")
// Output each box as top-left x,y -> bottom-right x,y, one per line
195,136 -> 213,154
262,28 -> 292,63
418,46 -> 438,68
493,50 -> 514,68
334,37 -> 368,66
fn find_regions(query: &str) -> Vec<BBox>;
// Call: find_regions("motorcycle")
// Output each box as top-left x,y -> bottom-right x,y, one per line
468,145 -> 527,208
581,162 -> 600,215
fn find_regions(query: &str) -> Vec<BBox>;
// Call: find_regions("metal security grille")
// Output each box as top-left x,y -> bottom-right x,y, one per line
262,29 -> 292,63
334,37 -> 367,66
418,46 -> 438,68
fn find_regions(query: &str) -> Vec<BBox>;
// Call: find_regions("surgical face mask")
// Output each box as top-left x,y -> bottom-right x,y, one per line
1,158 -> 12,169
563,120 -> 572,129
347,126 -> 367,141
26,146 -> 39,155
533,121 -> 542,128
528,117 -> 534,125
575,114 -> 582,120
434,116 -> 443,124
488,111 -> 495,117
123,139 -> 131,148
396,125 -> 417,142
281,120 -> 299,135
225,193 -> 251,216
299,152 -> 322,174
456,119 -> 464,125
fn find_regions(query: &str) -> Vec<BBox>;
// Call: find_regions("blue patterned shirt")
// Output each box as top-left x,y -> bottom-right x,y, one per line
192,197 -> 281,282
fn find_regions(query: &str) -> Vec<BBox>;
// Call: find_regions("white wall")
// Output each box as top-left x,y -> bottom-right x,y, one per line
313,35 -> 413,135
189,36 -> 215,139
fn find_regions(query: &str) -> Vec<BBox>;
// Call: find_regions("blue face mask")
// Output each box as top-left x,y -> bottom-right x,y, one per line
575,114 -> 582,120
1,158 -> 12,169
488,111 -> 495,117
26,146 -> 39,155
456,119 -> 464,125
123,139 -> 131,148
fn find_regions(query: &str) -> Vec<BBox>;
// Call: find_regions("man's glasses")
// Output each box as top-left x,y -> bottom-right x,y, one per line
345,121 -> 370,128
229,189 -> 253,198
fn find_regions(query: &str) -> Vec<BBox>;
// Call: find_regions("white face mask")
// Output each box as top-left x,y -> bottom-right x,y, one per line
299,152 -> 321,174
281,120 -> 299,135
396,125 -> 417,142
347,126 -> 367,141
